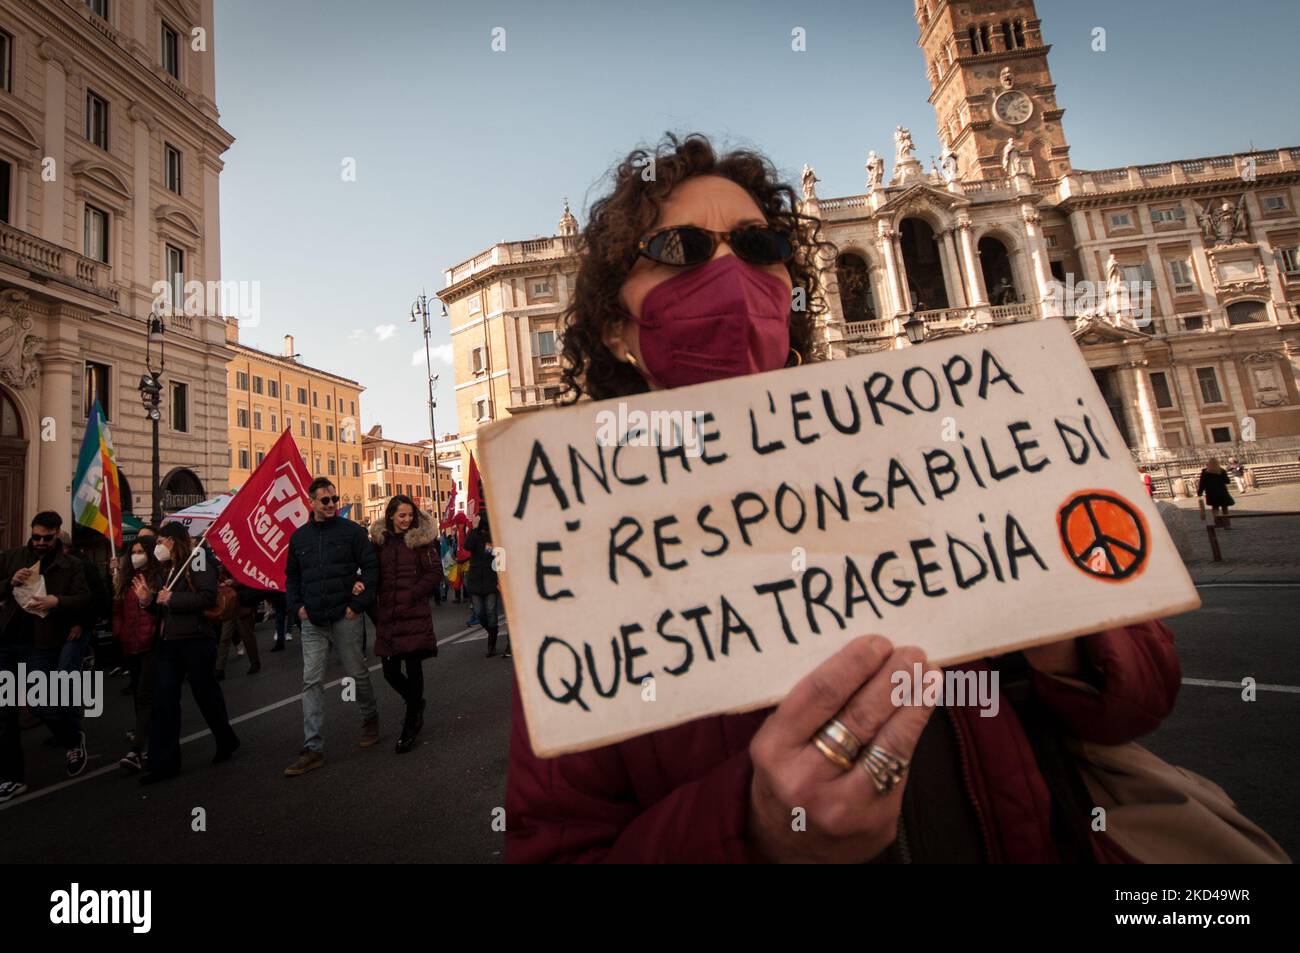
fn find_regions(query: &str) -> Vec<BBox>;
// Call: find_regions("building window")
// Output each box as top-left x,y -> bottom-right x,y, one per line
353,461 -> 360,477
164,143 -> 182,194
170,381 -> 188,432
326,424 -> 334,441
235,371 -> 249,390
1226,300 -> 1269,326
1108,212 -> 1134,230
236,407 -> 249,427
404,452 -> 411,466
299,417 -> 306,437
297,386 -> 307,404
533,330 -> 558,364
1150,205 -> 1185,225
267,379 -> 279,398
239,449 -> 250,469
1262,195 -> 1288,212
531,278 -> 552,296
85,0 -> 108,19
253,410 -> 262,430
542,385 -> 562,401
1280,246 -> 1300,276
252,375 -> 263,395
0,29 -> 12,93
0,159 -> 10,224
86,91 -> 109,150
1209,426 -> 1233,444
1148,372 -> 1174,409
350,400 -> 355,415
1182,315 -> 1205,332
161,22 -> 179,78
471,346 -> 486,373
328,457 -> 336,476
475,397 -> 491,421
312,391 -> 318,407
383,449 -> 389,467
84,361 -> 110,418
165,244 -> 185,311
467,296 -> 481,316
1196,367 -> 1224,405
314,455 -> 321,473
326,395 -> 332,410
83,205 -> 109,263
313,421 -> 321,438
1168,259 -> 1195,293
270,413 -> 277,431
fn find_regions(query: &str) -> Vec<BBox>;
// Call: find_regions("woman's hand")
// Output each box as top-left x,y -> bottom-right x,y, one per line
747,636 -> 937,864
156,588 -> 173,606
131,574 -> 153,605
351,581 -> 365,597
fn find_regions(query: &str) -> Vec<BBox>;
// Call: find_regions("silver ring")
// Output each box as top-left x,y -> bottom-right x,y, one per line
819,718 -> 864,761
858,743 -> 909,794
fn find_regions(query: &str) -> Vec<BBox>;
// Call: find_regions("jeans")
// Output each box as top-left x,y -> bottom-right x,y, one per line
470,592 -> 506,653
148,638 -> 239,775
57,628 -> 91,674
0,642 -> 80,783
301,614 -> 376,753
271,595 -> 288,644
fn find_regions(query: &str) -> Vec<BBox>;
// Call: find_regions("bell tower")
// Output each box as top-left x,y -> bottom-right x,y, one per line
914,0 -> 1071,181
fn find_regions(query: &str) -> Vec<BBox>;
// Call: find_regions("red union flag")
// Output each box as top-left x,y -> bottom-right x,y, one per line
208,430 -> 312,591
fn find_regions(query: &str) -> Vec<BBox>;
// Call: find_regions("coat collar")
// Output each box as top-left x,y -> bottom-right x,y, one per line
369,511 -> 435,549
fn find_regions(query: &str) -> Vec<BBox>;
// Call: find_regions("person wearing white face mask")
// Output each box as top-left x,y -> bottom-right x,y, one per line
112,538 -> 163,772
133,523 -> 240,784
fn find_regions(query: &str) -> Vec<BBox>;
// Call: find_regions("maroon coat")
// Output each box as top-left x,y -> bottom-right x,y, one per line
504,620 -> 1180,863
112,592 -> 157,655
369,514 -> 442,658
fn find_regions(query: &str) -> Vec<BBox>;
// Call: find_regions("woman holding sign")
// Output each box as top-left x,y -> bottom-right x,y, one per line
503,133 -> 1182,863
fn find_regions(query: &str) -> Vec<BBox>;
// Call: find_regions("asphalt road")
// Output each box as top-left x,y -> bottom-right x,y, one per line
2,585 -> 1296,863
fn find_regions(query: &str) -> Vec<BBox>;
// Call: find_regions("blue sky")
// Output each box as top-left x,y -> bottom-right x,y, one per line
214,0 -> 1300,443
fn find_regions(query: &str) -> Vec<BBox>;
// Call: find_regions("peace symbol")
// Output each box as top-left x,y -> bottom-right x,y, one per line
1057,490 -> 1150,582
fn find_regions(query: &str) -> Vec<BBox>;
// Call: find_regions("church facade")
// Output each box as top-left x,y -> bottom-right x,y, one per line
807,0 -> 1300,468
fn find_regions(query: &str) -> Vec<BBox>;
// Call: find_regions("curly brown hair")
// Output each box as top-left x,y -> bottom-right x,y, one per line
559,132 -> 836,402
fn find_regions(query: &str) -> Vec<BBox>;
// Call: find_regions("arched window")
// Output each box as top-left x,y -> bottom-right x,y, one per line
1014,19 -> 1026,48
1226,300 -> 1269,326
0,389 -> 20,438
968,26 -> 979,53
980,24 -> 991,53
1000,20 -> 1012,50
835,254 -> 876,322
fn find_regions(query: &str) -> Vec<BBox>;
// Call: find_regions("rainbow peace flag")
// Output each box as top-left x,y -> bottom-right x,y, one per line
71,398 -> 123,550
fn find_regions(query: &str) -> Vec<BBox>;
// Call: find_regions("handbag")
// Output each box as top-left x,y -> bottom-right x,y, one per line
1068,738 -> 1290,864
204,584 -> 237,623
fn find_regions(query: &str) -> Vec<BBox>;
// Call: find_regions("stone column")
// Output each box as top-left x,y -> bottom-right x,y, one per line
893,230 -> 912,312
1113,366 -> 1145,453
1021,204 -> 1056,315
128,104 -> 154,314
877,222 -> 905,316
957,216 -> 989,307
1068,210 -> 1098,283
1130,361 -> 1163,451
37,42 -> 68,245
37,348 -> 78,527
1174,364 -> 1206,445
939,229 -> 968,307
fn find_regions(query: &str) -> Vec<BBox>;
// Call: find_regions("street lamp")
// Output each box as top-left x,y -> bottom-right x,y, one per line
901,312 -> 927,345
410,291 -> 448,522
138,312 -> 165,525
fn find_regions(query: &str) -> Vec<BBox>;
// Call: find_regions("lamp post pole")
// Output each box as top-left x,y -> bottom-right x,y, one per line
410,291 -> 446,523
139,312 -> 166,526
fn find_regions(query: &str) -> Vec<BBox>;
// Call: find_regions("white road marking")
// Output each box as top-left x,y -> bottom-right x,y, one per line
1183,677 -> 1300,694
2,623 -> 512,811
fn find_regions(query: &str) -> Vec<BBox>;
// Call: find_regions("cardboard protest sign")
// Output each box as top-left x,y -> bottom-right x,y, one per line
479,319 -> 1200,757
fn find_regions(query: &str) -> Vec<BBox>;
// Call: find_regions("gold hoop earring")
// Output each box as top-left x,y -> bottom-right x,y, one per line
789,348 -> 803,367
625,353 -> 641,369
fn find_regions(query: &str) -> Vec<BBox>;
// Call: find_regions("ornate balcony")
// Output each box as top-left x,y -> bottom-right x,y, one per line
0,220 -> 119,305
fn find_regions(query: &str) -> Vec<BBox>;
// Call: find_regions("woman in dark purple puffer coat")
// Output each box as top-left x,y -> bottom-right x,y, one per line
369,495 -> 443,753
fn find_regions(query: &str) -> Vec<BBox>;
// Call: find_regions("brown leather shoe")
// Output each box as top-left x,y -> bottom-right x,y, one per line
283,749 -> 325,777
359,717 -> 380,748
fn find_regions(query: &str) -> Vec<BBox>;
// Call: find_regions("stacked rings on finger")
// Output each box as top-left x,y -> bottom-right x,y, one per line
812,718 -> 863,771
858,744 -> 910,794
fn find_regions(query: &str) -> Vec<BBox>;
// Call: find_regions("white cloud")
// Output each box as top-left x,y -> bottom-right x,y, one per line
411,344 -> 453,366
373,323 -> 396,341
347,329 -> 367,342
411,348 -> 426,367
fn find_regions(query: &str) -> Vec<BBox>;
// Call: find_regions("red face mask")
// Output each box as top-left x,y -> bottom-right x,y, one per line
622,254 -> 791,390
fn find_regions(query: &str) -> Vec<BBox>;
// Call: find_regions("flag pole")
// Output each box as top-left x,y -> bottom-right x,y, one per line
162,522 -> 216,592
102,471 -> 117,562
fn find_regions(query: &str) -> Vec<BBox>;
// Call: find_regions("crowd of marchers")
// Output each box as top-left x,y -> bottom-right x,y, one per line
0,479 -> 503,803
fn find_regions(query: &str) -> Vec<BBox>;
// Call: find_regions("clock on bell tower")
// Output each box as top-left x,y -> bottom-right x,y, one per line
914,0 -> 1071,181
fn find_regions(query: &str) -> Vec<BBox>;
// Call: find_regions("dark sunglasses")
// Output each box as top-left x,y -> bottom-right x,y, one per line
637,225 -> 794,267
30,532 -> 57,543
316,496 -> 340,506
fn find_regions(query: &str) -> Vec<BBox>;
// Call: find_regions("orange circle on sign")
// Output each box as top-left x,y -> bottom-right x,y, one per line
1057,489 -> 1150,583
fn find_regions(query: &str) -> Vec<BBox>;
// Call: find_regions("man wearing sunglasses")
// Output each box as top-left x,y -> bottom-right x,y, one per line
284,478 -> 380,776
0,512 -> 94,802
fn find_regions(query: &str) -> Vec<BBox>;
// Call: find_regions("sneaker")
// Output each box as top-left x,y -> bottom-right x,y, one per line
284,749 -> 325,777
0,780 -> 28,803
359,716 -> 380,748
285,632 -> 294,642
502,649 -> 513,659
119,750 -> 143,773
109,666 -> 128,677
66,731 -> 88,778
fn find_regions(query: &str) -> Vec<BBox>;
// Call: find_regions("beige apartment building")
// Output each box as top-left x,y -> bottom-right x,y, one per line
437,0 -> 1300,486
360,425 -> 452,526
0,0 -> 234,548
224,324 -> 364,518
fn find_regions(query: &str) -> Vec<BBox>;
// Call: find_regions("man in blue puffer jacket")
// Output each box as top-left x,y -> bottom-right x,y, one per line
283,478 -> 380,776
